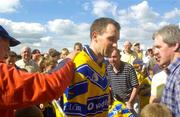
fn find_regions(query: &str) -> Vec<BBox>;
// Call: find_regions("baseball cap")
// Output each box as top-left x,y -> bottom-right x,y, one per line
133,59 -> 144,65
133,42 -> 140,47
0,25 -> 20,47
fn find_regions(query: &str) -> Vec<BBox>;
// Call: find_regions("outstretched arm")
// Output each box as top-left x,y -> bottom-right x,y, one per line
0,58 -> 75,109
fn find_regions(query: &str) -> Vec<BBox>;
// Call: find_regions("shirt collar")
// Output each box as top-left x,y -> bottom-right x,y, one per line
167,57 -> 180,75
83,45 -> 98,63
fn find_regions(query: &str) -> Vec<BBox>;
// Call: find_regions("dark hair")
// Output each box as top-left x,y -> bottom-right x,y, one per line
74,42 -> 83,50
113,48 -> 121,56
90,17 -> 120,39
147,48 -> 153,53
32,49 -> 40,54
48,48 -> 60,57
74,42 -> 82,48
8,51 -> 17,57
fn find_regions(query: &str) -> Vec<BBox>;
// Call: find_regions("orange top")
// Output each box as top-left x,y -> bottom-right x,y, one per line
0,59 -> 75,117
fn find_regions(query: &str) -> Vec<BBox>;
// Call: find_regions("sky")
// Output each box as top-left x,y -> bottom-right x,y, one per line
0,0 -> 180,54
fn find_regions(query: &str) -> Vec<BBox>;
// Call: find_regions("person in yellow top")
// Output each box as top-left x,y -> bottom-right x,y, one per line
133,43 -> 143,60
133,59 -> 152,111
121,41 -> 138,65
63,17 -> 120,117
133,59 -> 146,84
139,75 -> 152,110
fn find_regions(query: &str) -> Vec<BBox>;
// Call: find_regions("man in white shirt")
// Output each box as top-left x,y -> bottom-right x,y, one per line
16,46 -> 39,73
121,41 -> 138,65
149,69 -> 167,103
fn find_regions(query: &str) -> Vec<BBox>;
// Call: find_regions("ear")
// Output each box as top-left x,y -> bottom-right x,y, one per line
174,43 -> 180,52
91,31 -> 98,42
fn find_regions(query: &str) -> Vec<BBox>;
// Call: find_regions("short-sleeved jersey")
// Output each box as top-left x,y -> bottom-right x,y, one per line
63,45 -> 109,117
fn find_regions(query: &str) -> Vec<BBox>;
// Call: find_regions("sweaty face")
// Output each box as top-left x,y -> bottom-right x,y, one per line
0,38 -> 9,60
96,24 -> 119,57
153,35 -> 175,67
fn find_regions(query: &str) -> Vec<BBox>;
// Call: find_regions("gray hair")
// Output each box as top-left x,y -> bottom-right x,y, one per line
153,25 -> 180,50
20,46 -> 31,54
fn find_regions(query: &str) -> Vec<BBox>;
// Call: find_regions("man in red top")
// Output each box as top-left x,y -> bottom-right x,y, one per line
0,25 -> 76,117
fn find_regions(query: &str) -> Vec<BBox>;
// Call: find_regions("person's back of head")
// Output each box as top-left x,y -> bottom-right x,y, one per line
15,105 -> 43,117
140,103 -> 172,117
48,48 -> 60,62
43,55 -> 57,73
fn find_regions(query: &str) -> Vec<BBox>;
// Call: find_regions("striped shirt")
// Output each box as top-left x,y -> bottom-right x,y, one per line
161,57 -> 180,117
107,61 -> 138,102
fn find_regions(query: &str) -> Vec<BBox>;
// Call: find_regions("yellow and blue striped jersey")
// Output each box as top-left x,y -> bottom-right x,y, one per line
63,45 -> 109,117
108,100 -> 135,117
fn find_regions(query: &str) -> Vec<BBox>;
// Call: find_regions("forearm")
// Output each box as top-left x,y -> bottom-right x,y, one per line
128,86 -> 139,104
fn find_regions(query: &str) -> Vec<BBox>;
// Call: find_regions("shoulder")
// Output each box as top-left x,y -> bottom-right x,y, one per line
131,51 -> 137,56
123,61 -> 134,69
15,59 -> 24,65
74,51 -> 92,66
29,59 -> 36,64
168,58 -> 180,78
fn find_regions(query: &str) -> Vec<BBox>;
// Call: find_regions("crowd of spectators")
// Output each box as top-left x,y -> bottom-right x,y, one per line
1,17 -> 179,117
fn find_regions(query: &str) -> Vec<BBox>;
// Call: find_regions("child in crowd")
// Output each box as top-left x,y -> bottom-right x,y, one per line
133,59 -> 152,111
140,103 -> 172,117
